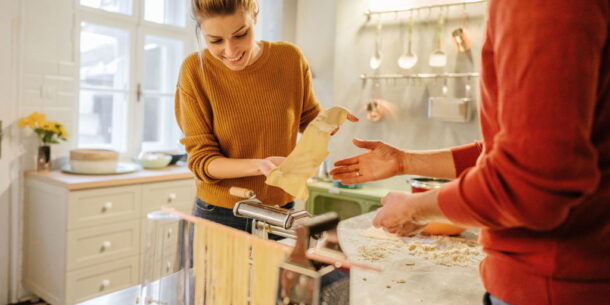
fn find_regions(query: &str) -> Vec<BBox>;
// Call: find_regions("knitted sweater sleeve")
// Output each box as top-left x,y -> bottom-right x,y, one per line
175,60 -> 223,184
438,0 -> 608,231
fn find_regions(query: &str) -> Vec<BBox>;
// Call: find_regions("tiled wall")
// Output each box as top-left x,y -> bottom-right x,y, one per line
328,0 -> 487,190
19,0 -> 77,170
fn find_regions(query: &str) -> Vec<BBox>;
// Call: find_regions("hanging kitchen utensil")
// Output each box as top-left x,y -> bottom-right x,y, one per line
452,5 -> 471,52
365,81 -> 385,122
428,10 -> 447,67
398,12 -> 418,70
369,17 -> 383,70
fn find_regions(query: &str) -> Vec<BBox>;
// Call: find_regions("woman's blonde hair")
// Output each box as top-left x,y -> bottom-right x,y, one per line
191,0 -> 258,24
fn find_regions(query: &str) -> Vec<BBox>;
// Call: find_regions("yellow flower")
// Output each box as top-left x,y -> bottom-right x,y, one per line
40,121 -> 54,131
58,125 -> 69,138
31,112 -> 46,124
19,112 -> 68,144
18,117 -> 32,128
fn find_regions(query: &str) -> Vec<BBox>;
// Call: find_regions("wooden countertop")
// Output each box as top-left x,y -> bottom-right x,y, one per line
25,165 -> 194,190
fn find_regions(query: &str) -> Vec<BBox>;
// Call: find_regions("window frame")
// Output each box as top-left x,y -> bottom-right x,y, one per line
74,0 -> 194,157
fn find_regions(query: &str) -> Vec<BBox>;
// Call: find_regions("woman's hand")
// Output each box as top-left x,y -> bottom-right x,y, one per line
258,156 -> 285,176
329,139 -> 406,184
330,112 -> 359,136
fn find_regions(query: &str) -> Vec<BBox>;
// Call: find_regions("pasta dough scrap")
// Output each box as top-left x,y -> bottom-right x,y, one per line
266,106 -> 350,200
360,226 -> 401,241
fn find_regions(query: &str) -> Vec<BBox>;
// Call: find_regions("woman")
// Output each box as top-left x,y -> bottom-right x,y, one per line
175,0 -> 354,237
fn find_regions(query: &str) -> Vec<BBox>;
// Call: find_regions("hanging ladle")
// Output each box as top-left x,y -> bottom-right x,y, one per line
398,12 -> 418,70
428,10 -> 447,67
369,17 -> 383,70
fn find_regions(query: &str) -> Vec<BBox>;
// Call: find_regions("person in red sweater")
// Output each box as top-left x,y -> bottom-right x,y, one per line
330,1 -> 610,304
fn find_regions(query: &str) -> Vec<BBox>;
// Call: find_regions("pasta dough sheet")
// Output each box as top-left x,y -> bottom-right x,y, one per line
360,226 -> 401,241
193,218 -> 287,305
266,106 -> 350,200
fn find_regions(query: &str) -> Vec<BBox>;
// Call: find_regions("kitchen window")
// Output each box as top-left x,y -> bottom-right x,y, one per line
77,0 -> 285,155
77,0 -> 192,155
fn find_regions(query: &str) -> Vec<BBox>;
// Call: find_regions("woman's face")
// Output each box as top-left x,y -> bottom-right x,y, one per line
200,8 -> 258,71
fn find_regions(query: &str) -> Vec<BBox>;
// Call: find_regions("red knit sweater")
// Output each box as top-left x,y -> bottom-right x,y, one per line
437,1 -> 610,304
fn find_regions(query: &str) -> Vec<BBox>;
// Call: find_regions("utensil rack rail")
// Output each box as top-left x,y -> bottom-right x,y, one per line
364,0 -> 487,19
360,72 -> 479,81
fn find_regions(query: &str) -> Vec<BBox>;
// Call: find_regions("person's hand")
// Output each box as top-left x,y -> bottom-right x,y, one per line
373,192 -> 426,237
258,156 -> 285,176
330,112 -> 359,136
329,139 -> 405,184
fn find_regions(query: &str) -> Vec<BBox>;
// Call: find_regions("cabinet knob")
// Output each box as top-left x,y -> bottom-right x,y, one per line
101,241 -> 112,252
167,193 -> 177,203
100,279 -> 110,290
165,262 -> 172,273
102,202 -> 113,212
166,228 -> 172,239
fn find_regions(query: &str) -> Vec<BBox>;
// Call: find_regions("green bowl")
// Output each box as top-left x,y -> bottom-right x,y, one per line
135,154 -> 171,169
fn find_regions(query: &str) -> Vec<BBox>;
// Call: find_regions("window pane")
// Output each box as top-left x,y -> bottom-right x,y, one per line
145,0 -> 186,27
141,35 -> 184,151
78,90 -> 128,150
80,0 -> 133,15
80,22 -> 130,90
141,96 -> 181,151
143,35 -> 184,93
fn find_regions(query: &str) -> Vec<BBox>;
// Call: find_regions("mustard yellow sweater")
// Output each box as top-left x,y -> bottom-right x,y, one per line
175,41 -> 321,208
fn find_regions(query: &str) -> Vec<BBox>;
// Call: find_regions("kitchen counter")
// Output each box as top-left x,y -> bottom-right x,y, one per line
340,212 -> 485,305
25,165 -> 193,190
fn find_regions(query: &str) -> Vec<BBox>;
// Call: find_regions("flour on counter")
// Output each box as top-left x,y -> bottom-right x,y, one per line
357,233 -> 484,267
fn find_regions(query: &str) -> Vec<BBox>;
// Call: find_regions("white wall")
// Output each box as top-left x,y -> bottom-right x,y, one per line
327,0 -> 487,190
1,0 -> 23,303
0,0 -> 78,302
294,0 -> 337,109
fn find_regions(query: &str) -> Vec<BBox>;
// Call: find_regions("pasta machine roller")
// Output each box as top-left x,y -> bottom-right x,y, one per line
230,187 -> 313,240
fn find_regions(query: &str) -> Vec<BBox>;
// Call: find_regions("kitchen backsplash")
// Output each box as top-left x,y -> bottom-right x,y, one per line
327,0 -> 487,190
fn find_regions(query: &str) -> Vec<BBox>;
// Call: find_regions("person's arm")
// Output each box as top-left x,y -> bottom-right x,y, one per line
438,0 -> 608,231
404,149 -> 457,179
207,156 -> 284,179
330,139 -> 482,184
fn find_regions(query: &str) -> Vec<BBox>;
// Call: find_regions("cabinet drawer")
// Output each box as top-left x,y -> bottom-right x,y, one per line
141,180 -> 195,215
66,256 -> 139,304
68,185 -> 141,229
140,215 -> 182,255
67,221 -> 140,271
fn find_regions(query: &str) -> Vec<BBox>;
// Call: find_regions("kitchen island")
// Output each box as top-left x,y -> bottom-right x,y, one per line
341,212 -> 485,305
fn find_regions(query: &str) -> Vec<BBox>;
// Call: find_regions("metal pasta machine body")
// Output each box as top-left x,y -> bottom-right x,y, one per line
230,187 -> 312,240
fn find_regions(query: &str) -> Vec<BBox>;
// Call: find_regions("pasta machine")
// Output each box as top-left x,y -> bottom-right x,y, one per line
230,187 -> 313,240
277,212 -> 350,305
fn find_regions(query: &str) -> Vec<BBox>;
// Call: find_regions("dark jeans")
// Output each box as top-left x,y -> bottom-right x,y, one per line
192,197 -> 295,241
483,293 -> 512,305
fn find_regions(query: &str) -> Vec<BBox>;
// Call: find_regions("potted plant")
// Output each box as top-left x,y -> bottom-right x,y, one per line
18,112 -> 69,171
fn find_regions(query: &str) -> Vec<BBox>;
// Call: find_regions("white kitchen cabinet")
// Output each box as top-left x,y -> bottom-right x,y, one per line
23,167 -> 195,305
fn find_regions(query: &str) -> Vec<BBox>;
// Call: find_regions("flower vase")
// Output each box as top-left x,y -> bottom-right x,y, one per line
37,145 -> 51,171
